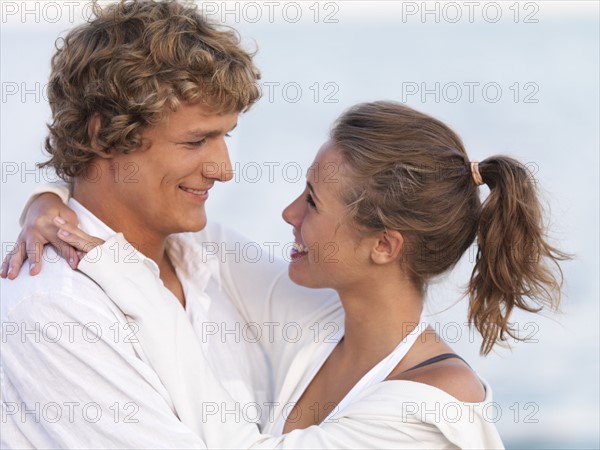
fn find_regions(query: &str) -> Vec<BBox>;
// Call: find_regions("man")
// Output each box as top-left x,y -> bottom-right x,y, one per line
0,1 -> 337,447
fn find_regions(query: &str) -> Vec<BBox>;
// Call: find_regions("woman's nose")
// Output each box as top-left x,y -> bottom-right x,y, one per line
282,192 -> 306,227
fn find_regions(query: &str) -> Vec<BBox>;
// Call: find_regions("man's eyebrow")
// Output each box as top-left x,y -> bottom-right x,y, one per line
307,181 -> 320,203
182,123 -> 238,139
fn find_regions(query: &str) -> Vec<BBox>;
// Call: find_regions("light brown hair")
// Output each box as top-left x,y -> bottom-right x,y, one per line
331,101 -> 568,354
41,0 -> 261,179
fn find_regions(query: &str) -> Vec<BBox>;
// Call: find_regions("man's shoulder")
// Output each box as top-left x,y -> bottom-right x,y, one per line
1,246 -> 114,322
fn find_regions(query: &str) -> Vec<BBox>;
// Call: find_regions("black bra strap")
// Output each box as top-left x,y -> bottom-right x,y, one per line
403,353 -> 470,373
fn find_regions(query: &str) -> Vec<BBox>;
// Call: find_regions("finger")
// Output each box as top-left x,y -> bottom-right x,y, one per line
60,208 -> 79,227
54,217 -> 104,251
28,258 -> 42,275
1,254 -> 10,278
64,245 -> 81,270
51,239 -> 81,270
56,229 -> 93,253
5,241 -> 27,280
24,237 -> 45,276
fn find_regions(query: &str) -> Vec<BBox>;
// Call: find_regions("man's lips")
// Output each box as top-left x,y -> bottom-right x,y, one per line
179,185 -> 209,195
178,184 -> 212,203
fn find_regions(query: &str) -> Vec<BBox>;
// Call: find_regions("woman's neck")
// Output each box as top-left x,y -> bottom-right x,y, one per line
335,278 -> 424,368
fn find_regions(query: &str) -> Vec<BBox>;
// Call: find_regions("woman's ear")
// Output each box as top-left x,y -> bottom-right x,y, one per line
371,229 -> 404,265
87,113 -> 112,159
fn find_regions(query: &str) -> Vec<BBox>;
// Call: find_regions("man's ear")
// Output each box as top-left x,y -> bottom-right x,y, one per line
370,229 -> 404,265
87,113 -> 112,159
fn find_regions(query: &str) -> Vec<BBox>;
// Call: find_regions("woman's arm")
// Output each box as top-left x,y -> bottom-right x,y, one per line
2,182 -> 78,278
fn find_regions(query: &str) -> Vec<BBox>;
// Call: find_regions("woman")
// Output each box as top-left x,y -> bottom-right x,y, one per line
3,102 -> 566,448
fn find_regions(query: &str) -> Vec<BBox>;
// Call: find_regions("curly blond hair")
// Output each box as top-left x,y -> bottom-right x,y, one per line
41,0 -> 261,179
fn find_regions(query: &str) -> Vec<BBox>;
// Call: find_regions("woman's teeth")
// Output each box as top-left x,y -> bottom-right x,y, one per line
293,243 -> 308,254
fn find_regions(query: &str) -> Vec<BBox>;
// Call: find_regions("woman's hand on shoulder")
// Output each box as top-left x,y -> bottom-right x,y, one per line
1,193 -> 80,278
54,217 -> 105,254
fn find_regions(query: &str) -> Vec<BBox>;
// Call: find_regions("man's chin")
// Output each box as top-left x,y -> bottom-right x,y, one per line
187,221 -> 208,232
180,215 -> 208,233
159,210 -> 208,235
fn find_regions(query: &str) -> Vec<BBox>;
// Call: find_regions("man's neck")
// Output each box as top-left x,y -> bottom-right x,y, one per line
72,181 -> 167,266
73,181 -> 187,307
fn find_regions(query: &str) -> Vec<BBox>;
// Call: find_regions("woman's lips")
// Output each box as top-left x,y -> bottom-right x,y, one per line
290,242 -> 308,260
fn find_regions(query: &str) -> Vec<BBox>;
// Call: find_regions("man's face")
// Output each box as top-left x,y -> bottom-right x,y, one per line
104,102 -> 238,238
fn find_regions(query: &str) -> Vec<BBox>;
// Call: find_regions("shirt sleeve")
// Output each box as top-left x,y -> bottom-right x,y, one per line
77,235 -> 504,449
1,281 -> 208,448
18,180 -> 71,225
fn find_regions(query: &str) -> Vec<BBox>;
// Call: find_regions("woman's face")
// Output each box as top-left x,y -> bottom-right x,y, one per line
282,141 -> 372,290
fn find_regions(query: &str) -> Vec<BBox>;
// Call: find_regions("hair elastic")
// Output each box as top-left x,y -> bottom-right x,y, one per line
470,161 -> 484,186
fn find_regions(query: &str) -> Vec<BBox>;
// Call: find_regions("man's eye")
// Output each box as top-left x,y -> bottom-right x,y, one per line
186,139 -> 207,147
306,193 -> 316,208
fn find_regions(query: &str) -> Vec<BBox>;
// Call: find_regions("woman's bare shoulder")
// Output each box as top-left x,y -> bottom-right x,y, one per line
389,329 -> 486,403
392,356 -> 486,403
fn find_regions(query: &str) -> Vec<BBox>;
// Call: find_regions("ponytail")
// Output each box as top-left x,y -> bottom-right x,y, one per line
329,102 -> 568,355
468,156 -> 569,355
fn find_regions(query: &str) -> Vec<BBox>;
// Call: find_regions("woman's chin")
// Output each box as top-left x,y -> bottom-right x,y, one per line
287,265 -> 324,290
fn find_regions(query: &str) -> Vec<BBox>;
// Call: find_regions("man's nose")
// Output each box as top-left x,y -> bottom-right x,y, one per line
202,140 -> 234,182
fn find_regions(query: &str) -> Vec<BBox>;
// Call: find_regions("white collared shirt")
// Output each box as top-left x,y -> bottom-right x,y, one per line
1,199 -> 273,448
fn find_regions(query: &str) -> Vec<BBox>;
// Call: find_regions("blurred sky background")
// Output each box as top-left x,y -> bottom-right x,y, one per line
1,1 -> 599,448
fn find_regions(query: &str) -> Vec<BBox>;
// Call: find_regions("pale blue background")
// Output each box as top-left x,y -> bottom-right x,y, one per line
1,1 -> 598,448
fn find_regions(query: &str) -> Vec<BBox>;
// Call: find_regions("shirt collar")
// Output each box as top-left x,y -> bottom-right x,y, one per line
68,198 -> 117,241
68,198 -> 220,289
68,198 -> 160,276
166,231 -> 222,291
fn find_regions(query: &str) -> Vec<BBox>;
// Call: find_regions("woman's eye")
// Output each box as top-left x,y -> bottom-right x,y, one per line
305,193 -> 316,208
